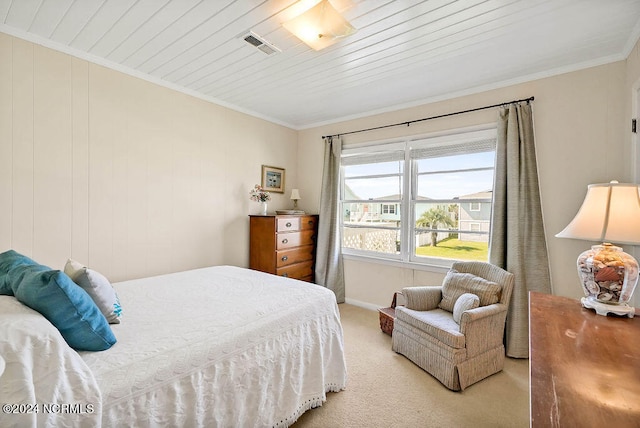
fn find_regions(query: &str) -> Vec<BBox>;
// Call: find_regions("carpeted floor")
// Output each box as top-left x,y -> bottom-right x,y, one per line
294,304 -> 530,427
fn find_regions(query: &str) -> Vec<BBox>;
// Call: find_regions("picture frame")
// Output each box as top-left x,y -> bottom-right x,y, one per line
261,165 -> 285,193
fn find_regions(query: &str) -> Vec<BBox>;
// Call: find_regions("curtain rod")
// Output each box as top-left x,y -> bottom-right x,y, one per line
322,96 -> 534,139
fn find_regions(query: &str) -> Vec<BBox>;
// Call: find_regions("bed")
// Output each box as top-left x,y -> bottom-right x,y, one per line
0,263 -> 347,428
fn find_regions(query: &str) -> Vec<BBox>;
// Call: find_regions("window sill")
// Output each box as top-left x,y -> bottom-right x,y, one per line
342,253 -> 452,274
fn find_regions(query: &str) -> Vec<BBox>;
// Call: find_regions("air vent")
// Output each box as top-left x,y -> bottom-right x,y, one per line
241,31 -> 281,55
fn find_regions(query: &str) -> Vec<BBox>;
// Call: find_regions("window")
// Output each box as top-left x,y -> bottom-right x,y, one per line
341,144 -> 404,257
381,204 -> 396,214
340,128 -> 496,266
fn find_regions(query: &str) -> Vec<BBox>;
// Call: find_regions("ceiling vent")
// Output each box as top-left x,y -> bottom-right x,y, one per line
241,31 -> 281,55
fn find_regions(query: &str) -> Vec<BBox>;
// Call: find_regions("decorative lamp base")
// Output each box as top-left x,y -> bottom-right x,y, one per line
581,296 -> 635,318
576,243 -> 638,311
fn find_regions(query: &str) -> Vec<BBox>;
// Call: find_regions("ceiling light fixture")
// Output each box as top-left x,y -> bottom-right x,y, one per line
283,0 -> 356,51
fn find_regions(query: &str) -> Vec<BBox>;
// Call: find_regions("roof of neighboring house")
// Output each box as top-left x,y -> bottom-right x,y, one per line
455,190 -> 492,199
372,194 -> 431,201
345,186 -> 491,202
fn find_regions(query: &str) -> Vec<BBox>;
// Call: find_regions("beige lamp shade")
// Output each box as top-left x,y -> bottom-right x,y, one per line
283,0 -> 356,50
290,189 -> 301,200
556,181 -> 640,245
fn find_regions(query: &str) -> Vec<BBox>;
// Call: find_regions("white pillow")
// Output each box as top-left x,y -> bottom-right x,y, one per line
452,292 -> 480,324
64,259 -> 122,324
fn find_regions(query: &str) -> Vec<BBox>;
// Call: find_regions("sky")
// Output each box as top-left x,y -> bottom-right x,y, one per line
344,151 -> 495,200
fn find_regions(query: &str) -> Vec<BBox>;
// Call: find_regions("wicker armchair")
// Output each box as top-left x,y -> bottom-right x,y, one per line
392,261 -> 514,391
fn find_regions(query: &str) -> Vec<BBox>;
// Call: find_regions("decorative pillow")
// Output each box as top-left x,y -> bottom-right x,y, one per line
7,262 -> 116,351
438,269 -> 501,312
453,292 -> 480,324
0,249 -> 39,273
0,249 -> 39,295
64,259 -> 122,324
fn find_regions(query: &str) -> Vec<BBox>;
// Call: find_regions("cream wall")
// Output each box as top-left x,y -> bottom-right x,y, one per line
298,60 -> 633,309
2,31 -> 639,305
625,38 -> 640,295
0,33 -> 298,282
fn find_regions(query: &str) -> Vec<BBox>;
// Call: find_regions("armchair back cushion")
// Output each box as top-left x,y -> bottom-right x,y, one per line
438,270 -> 501,312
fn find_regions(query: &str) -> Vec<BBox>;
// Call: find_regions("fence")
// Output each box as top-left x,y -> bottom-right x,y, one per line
343,228 -> 453,253
343,228 -> 397,253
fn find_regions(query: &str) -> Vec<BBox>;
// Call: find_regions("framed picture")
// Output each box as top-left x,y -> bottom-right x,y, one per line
261,165 -> 285,193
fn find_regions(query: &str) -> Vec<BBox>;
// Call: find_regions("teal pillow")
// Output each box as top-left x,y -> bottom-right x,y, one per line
0,250 -> 38,295
0,249 -> 38,273
8,263 -> 116,351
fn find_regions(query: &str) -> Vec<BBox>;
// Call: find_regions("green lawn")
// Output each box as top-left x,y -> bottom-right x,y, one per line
415,237 -> 488,261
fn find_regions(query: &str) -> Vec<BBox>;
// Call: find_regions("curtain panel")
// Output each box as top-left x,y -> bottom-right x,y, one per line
315,136 -> 345,303
490,102 -> 551,358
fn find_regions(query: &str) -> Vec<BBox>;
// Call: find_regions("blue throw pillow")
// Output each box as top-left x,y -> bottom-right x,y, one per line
0,249 -> 38,273
0,250 -> 38,295
8,263 -> 116,351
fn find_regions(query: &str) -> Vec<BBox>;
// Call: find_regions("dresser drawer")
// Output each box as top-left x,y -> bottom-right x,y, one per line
300,216 -> 317,231
276,260 -> 314,280
277,217 -> 300,232
276,229 -> 316,250
276,245 -> 315,268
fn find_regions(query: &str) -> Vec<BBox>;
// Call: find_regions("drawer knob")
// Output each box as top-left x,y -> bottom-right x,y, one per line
281,256 -> 288,261
286,222 -> 292,227
308,221 -> 314,226
282,238 -> 288,244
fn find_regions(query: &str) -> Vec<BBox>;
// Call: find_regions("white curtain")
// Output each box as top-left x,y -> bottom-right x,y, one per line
490,102 -> 551,358
315,136 -> 345,303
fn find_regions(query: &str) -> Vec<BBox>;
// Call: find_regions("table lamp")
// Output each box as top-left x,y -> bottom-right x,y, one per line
290,189 -> 301,209
556,181 -> 640,317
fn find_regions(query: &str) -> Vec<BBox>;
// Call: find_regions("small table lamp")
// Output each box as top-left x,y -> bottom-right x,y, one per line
290,189 -> 301,209
556,181 -> 640,317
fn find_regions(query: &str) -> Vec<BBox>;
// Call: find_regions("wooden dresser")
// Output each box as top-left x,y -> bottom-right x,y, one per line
249,214 -> 319,283
529,291 -> 640,427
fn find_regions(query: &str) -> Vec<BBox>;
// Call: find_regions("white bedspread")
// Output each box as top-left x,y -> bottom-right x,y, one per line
79,266 -> 347,427
0,297 -> 102,428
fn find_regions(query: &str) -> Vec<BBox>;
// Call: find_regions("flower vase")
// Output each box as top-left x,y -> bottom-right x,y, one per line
261,201 -> 268,215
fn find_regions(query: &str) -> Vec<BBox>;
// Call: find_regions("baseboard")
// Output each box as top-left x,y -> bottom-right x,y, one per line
344,298 -> 379,311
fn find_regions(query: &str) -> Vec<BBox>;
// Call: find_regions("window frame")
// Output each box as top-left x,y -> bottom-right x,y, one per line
340,126 -> 497,268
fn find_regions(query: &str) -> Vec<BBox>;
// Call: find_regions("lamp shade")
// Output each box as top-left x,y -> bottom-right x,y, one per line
283,0 -> 356,50
556,181 -> 640,245
290,189 -> 301,200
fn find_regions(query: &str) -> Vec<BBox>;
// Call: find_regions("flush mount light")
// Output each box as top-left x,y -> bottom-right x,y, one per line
282,0 -> 356,50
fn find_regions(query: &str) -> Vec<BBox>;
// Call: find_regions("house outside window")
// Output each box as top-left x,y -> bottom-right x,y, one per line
340,127 -> 496,266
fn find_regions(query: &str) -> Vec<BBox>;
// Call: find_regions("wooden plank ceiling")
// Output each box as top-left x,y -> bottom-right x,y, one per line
1,0 -> 639,129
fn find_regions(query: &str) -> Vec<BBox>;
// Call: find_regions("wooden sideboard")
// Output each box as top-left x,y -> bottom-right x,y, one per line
249,214 -> 318,283
529,291 -> 640,427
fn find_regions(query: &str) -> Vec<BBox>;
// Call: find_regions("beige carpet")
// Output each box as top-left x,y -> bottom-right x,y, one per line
294,304 -> 530,427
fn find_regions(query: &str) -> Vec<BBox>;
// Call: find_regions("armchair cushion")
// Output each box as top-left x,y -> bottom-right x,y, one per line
453,293 -> 480,323
438,270 -> 501,312
395,306 -> 465,349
